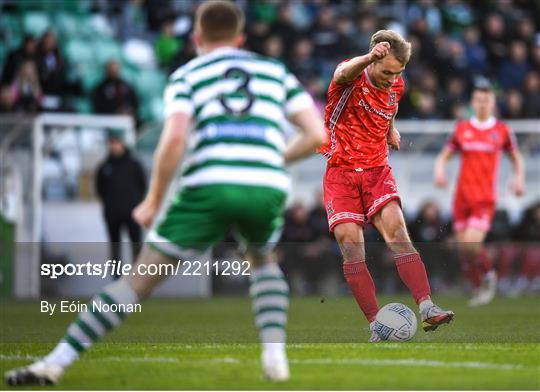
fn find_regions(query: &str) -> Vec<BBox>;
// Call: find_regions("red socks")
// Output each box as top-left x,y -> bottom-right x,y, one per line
461,249 -> 494,289
343,261 -> 379,322
462,257 -> 482,288
344,254 -> 431,320
394,253 -> 432,304
478,249 -> 494,274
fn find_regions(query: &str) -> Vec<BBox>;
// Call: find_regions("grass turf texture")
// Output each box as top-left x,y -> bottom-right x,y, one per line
1,296 -> 539,389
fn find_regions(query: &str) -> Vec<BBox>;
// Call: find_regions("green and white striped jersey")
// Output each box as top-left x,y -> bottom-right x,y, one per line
163,46 -> 313,194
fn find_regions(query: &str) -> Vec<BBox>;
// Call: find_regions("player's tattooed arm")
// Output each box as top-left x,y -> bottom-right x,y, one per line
333,42 -> 390,84
434,146 -> 455,188
508,150 -> 525,196
133,113 -> 190,228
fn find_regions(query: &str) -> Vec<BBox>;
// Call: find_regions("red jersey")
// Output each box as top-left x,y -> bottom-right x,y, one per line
448,117 -> 517,203
318,66 -> 405,168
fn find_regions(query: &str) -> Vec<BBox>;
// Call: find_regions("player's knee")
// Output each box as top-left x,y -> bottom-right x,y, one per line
334,223 -> 361,244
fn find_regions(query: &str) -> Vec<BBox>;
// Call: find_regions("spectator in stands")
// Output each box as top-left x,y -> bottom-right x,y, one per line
531,38 -> 540,70
288,38 -> 319,84
154,17 -> 182,70
409,201 -> 451,243
523,71 -> 540,117
515,17 -> 536,45
497,41 -> 530,90
441,0 -> 474,36
92,60 -> 139,124
145,0 -> 175,32
354,14 -> 377,53
245,19 -> 271,55
482,13 -> 508,67
512,202 -> 540,294
1,35 -> 36,86
441,76 -> 467,117
96,129 -> 146,279
268,3 -> 299,59
9,60 -> 42,112
514,201 -> 540,243
0,86 -> 13,113
409,200 -> 459,286
407,0 -> 442,36
303,193 -> 341,295
35,31 -> 68,111
262,35 -> 284,60
309,6 -> 339,62
501,89 -> 525,118
280,202 -> 312,294
462,26 -> 488,74
119,0 -> 148,41
1,0 -> 539,122
415,92 -> 441,119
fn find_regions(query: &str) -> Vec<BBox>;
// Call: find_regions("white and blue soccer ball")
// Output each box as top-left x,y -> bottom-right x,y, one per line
373,303 -> 417,341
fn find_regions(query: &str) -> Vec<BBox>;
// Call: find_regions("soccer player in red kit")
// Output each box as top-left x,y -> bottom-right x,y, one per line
319,30 -> 454,342
434,81 -> 524,306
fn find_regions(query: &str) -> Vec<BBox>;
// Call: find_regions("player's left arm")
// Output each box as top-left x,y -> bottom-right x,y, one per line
508,149 -> 525,197
133,113 -> 190,228
387,104 -> 400,150
505,127 -> 525,197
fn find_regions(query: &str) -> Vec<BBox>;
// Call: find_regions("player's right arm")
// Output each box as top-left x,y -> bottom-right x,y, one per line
333,42 -> 390,84
133,73 -> 193,228
435,123 -> 461,188
434,146 -> 455,188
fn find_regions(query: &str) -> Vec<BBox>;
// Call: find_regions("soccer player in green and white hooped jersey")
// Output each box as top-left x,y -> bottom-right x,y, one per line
4,1 -> 326,386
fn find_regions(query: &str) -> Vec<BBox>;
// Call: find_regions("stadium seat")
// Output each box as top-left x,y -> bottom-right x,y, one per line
0,14 -> 23,49
69,97 -> 93,114
79,65 -> 103,93
93,39 -> 122,65
133,68 -> 166,100
122,39 -> 156,69
63,39 -> 95,66
87,14 -> 114,39
55,12 -> 85,39
148,96 -> 165,122
22,12 -> 51,37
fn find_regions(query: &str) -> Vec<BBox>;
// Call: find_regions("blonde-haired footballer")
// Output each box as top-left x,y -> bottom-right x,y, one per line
318,29 -> 454,342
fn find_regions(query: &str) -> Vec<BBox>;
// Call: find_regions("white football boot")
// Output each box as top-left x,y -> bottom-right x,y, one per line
261,343 -> 290,382
5,360 -> 64,386
420,301 -> 454,331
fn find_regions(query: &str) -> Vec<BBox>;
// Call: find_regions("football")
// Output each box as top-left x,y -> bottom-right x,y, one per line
372,303 -> 417,341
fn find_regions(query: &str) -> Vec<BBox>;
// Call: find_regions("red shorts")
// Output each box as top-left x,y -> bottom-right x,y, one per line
453,194 -> 495,232
323,165 -> 401,231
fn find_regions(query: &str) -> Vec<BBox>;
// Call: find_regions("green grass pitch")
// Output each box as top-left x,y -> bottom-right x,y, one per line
1,296 -> 539,389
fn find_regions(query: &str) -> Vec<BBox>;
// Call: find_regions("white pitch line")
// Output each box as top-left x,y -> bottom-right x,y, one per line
288,358 -> 525,370
286,343 -> 539,351
0,354 -> 530,371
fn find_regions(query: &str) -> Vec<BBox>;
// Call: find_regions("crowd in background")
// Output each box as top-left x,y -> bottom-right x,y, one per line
1,0 -> 539,120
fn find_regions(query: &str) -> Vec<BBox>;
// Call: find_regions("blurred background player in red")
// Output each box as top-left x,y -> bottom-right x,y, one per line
434,80 -> 525,307
318,30 -> 454,342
